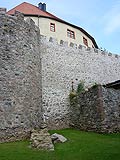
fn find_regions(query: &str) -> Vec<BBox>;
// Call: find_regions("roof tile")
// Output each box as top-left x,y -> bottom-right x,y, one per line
7,2 -> 59,19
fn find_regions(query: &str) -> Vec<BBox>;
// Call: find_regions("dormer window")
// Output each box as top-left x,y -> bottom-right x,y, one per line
83,37 -> 88,47
50,23 -> 55,32
67,29 -> 75,39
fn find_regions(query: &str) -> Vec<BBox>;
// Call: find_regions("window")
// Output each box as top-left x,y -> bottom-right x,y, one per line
83,37 -> 88,47
67,29 -> 75,39
50,23 -> 55,32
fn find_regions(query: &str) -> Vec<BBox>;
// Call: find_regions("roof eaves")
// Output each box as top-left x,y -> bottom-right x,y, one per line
103,80 -> 120,89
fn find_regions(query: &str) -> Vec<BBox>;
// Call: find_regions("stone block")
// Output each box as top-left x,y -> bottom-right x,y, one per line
30,129 -> 54,151
0,8 -> 6,14
51,133 -> 67,143
70,42 -> 77,48
60,40 -> 68,46
26,17 -> 35,26
78,44 -> 82,49
94,48 -> 98,53
14,10 -> 24,21
49,37 -> 58,44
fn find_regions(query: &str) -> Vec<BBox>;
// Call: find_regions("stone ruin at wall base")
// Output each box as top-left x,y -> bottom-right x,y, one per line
70,85 -> 120,133
0,9 -> 120,143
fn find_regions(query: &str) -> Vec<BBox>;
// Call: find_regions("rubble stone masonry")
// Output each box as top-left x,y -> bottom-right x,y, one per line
70,85 -> 120,133
0,10 -> 42,142
41,36 -> 120,129
0,10 -> 120,142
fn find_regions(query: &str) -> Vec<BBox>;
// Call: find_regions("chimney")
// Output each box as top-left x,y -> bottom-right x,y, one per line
38,2 -> 46,11
42,3 -> 46,11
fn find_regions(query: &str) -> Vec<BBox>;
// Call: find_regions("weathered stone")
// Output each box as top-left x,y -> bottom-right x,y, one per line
51,133 -> 67,143
41,34 -> 120,130
0,8 -> 6,14
70,85 -> 120,133
0,12 -> 42,142
0,11 -> 120,144
40,123 -> 48,129
30,129 -> 54,151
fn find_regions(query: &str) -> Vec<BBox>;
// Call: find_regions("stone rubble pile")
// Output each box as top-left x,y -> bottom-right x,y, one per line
30,128 -> 54,151
30,125 -> 67,151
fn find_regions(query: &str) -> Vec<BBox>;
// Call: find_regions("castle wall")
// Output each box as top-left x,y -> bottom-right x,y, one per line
0,9 -> 120,140
0,11 -> 42,142
41,36 -> 120,129
70,85 -> 120,133
102,87 -> 120,132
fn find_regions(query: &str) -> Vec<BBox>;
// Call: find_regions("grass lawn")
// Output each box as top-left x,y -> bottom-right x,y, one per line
0,128 -> 120,160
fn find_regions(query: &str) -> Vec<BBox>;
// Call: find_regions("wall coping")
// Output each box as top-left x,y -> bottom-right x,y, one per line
40,35 -> 120,59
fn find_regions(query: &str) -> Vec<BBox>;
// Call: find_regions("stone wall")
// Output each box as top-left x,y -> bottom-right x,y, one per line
102,87 -> 120,132
70,85 -> 120,133
0,10 -> 42,142
70,86 -> 101,131
41,36 -> 120,129
0,9 -> 120,140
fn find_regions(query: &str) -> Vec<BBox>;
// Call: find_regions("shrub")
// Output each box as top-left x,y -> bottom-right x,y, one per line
69,91 -> 77,100
92,82 -> 99,88
76,81 -> 85,94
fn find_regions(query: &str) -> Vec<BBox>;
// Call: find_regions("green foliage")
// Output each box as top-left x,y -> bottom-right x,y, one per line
69,81 -> 85,104
92,82 -> 99,88
69,91 -> 77,100
69,91 -> 78,105
0,129 -> 120,160
76,81 -> 85,93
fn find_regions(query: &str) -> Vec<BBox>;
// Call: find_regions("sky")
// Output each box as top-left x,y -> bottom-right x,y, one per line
1,0 -> 120,54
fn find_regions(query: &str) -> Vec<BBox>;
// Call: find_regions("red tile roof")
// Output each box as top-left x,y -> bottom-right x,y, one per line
7,2 -> 59,19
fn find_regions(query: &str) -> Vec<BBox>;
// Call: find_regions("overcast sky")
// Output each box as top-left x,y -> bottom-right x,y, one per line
1,0 -> 120,54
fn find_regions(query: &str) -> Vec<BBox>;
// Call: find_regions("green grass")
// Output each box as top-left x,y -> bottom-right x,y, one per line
0,128 -> 120,160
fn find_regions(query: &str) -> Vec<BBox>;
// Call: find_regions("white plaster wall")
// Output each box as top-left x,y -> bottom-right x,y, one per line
24,16 -> 94,48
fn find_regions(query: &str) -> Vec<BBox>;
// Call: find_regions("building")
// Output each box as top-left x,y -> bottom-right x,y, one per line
7,2 -> 98,48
